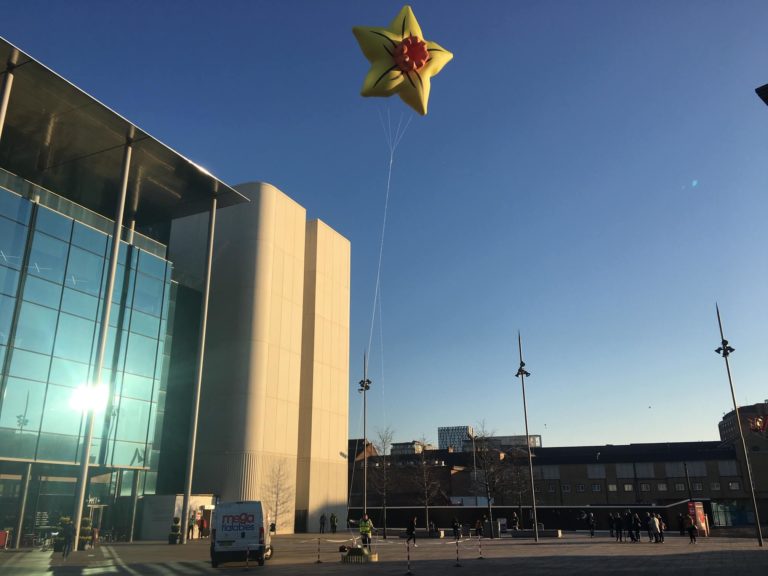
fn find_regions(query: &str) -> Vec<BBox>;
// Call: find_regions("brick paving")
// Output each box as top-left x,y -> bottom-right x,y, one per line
0,532 -> 765,575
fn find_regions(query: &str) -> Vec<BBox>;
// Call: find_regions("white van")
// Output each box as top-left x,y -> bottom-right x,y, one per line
210,501 -> 273,567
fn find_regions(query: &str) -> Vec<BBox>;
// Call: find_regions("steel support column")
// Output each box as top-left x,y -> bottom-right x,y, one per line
0,49 -> 19,141
13,463 -> 32,549
72,130 -> 133,548
181,194 -> 217,544
128,470 -> 140,543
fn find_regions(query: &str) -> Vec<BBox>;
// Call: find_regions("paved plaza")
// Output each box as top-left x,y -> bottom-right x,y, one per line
1,532 -> 766,575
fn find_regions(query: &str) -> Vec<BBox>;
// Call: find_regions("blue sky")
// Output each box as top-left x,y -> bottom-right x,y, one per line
4,1 -> 768,447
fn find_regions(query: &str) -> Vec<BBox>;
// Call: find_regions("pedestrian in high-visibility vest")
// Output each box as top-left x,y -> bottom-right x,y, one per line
359,514 -> 374,551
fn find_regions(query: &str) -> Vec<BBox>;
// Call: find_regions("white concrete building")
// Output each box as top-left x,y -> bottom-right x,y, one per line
170,182 -> 349,533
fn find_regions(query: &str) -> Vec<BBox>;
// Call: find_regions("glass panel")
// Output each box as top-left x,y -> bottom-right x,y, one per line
101,326 -> 128,373
0,377 -> 45,432
115,398 -> 150,443
0,426 -> 37,459
61,288 -> 98,320
36,432 -> 79,463
132,273 -> 163,317
0,217 -> 29,270
36,207 -> 72,241
109,301 -> 131,329
112,441 -> 147,467
0,293 -> 15,345
138,251 -> 166,279
9,348 -> 51,382
72,222 -> 107,256
66,246 -> 104,297
124,333 -> 157,378
0,265 -> 20,296
130,310 -> 160,338
0,344 -> 5,367
14,301 -> 58,354
111,264 -> 135,307
28,232 -> 68,284
121,373 -> 153,401
49,357 -> 90,388
22,275 -> 62,309
0,190 -> 31,224
40,384 -> 85,435
53,312 -> 95,363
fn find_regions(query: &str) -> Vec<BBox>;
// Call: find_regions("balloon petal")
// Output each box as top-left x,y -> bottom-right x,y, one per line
388,5 -> 423,41
361,59 -> 405,97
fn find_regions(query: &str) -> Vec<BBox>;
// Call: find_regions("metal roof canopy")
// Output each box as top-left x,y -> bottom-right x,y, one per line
0,37 -> 247,243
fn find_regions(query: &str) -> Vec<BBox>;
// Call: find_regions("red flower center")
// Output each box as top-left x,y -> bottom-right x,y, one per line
394,36 -> 429,72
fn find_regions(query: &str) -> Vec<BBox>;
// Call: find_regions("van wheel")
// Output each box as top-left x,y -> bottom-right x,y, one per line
264,546 -> 273,560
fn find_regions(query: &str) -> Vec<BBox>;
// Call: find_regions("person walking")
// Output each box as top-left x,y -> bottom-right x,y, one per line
359,514 -> 374,552
614,513 -> 623,542
685,513 -> 698,544
61,521 -> 74,559
187,514 -> 196,540
406,516 -> 417,547
632,513 -> 642,543
648,513 -> 660,543
330,513 -> 338,534
644,512 -> 654,542
319,512 -> 327,534
656,514 -> 666,543
608,513 -> 614,538
452,518 -> 461,540
624,511 -> 635,542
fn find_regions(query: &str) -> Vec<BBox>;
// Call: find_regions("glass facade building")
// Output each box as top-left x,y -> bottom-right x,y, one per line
0,177 -> 174,527
0,181 -> 171,477
0,36 -> 247,544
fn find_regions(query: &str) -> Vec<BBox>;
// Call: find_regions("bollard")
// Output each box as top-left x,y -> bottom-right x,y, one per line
477,534 -> 483,560
316,537 -> 322,564
245,544 -> 249,569
454,538 -> 461,568
406,540 -> 412,575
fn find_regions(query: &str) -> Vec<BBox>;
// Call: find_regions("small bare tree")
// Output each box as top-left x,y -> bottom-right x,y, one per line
412,436 -> 441,531
264,461 -> 293,533
370,426 -> 394,538
472,423 -> 506,537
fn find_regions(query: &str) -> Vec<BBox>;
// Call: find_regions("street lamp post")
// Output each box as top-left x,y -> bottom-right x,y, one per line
359,354 -> 372,516
515,332 -> 539,543
714,305 -> 763,547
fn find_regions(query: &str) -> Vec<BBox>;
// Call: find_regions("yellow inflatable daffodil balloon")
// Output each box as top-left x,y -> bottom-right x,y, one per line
353,5 -> 453,115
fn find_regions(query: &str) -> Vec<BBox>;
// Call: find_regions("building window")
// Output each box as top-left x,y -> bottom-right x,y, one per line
635,462 -> 654,478
675,483 -> 686,492
717,460 -> 738,476
639,482 -> 650,492
710,482 -> 721,491
657,482 -> 668,492
587,464 -> 606,479
623,483 -> 633,492
591,483 -> 601,492
608,483 -> 617,492
547,483 -> 556,494
728,481 -> 740,491
693,482 -> 703,492
576,484 -> 585,493
540,465 -> 560,480
562,484 -> 571,493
